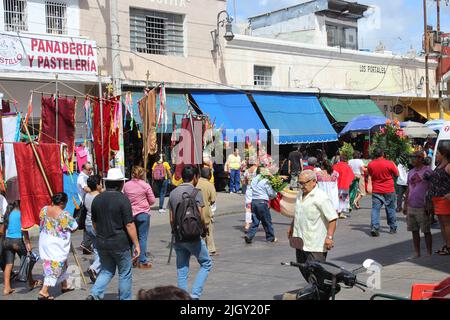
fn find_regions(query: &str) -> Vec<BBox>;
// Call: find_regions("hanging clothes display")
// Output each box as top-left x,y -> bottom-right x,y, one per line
13,142 -> 63,229
75,145 -> 89,172
92,97 -> 119,173
172,116 -> 203,185
139,89 -> 158,168
40,96 -> 76,163
1,100 -> 11,113
0,114 -> 19,181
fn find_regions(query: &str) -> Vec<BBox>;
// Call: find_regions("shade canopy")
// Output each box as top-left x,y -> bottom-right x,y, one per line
400,121 -> 437,139
407,100 -> 450,121
425,119 -> 446,132
320,97 -> 384,123
339,115 -> 388,136
252,93 -> 337,144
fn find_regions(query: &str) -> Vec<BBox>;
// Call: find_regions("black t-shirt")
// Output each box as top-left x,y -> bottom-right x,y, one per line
288,151 -> 302,173
91,191 -> 134,252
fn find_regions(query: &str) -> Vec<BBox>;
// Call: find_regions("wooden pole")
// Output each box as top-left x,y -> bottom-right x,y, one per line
423,0 -> 431,120
22,119 -> 88,286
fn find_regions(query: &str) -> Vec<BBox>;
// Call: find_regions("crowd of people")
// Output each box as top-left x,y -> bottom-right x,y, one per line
0,138 -> 449,300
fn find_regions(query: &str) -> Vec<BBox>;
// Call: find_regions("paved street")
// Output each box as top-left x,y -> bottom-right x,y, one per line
2,193 -> 449,300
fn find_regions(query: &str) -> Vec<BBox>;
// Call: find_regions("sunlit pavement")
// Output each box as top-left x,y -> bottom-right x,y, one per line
3,194 -> 449,300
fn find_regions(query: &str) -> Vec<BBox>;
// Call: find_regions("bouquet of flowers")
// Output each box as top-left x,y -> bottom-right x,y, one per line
370,119 -> 413,166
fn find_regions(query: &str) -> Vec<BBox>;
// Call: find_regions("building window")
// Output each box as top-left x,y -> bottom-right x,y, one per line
326,24 -> 358,50
46,2 -> 67,35
3,0 -> 27,32
254,66 -> 273,87
130,8 -> 184,56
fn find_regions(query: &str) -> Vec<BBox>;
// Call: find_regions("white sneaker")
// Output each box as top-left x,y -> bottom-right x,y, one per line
158,209 -> 166,214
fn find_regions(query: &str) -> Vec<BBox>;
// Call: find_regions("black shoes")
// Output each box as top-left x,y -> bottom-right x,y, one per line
389,228 -> 397,234
86,295 -> 96,300
87,268 -> 97,283
371,229 -> 380,237
244,236 -> 252,244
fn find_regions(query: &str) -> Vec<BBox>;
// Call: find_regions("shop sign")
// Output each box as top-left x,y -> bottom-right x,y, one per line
0,33 -> 97,75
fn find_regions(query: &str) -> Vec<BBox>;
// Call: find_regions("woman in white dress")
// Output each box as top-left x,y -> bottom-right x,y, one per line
38,192 -> 78,300
316,160 -> 339,213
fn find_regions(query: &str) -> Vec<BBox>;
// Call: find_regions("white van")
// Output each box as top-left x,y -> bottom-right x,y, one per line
432,121 -> 450,169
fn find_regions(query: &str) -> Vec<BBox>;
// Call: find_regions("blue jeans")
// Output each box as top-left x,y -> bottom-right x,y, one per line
371,193 -> 398,231
85,225 -> 101,274
174,239 -> 212,299
247,200 -> 275,241
134,213 -> 150,264
230,169 -> 241,193
155,179 -> 169,209
90,250 -> 133,300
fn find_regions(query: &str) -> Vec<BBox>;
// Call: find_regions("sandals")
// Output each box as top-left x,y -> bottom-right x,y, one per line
3,289 -> 15,296
38,294 -> 55,300
61,287 -> 75,293
29,280 -> 43,291
435,245 -> 450,255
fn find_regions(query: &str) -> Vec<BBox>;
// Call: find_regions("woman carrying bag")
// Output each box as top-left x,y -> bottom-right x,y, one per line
1,201 -> 42,296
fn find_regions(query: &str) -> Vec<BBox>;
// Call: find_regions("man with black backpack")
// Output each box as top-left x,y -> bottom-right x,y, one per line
168,165 -> 212,300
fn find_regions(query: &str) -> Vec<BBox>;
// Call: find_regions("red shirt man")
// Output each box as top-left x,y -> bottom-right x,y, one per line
368,154 -> 399,194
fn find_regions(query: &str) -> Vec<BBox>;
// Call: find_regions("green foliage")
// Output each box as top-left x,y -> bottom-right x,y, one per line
369,120 -> 413,166
339,142 -> 354,161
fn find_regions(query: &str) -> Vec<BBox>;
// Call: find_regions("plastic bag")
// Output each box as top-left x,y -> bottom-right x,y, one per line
17,252 -> 38,282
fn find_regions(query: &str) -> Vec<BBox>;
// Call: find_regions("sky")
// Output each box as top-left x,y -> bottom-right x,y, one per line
227,0 -> 450,54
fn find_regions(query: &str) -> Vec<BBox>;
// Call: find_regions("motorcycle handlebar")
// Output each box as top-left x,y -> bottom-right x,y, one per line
281,262 -> 308,268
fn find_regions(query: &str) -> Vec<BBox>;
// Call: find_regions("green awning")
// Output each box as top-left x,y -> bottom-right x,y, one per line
319,97 -> 384,123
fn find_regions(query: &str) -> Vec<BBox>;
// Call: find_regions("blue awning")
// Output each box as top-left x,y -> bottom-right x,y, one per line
191,92 -> 267,142
129,92 -> 191,133
251,94 -> 338,144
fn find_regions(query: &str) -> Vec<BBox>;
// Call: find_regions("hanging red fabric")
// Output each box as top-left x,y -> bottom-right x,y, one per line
13,142 -> 63,229
40,96 -> 76,162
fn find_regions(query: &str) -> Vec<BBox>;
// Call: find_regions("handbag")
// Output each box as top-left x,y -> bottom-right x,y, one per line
74,203 -> 87,230
288,236 -> 304,250
17,252 -> 38,282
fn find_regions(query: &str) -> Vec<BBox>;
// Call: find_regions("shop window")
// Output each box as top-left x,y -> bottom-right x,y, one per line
45,1 -> 67,35
254,66 -> 273,87
130,7 -> 184,56
3,0 -> 27,31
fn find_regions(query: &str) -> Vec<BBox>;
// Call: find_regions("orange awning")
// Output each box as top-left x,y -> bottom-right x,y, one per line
404,100 -> 450,121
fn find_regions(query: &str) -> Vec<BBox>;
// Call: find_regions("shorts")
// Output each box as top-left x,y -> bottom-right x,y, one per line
1,237 -> 27,265
432,197 -> 450,216
407,207 -> 431,233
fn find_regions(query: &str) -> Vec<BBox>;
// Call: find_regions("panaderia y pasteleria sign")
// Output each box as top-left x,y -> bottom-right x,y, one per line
0,33 -> 97,75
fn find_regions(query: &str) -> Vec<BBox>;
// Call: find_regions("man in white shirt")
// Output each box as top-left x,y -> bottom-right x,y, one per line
77,162 -> 93,203
287,170 -> 338,283
396,163 -> 408,212
77,162 -> 93,254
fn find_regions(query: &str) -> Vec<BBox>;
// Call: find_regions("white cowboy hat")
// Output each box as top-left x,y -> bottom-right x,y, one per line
103,168 -> 128,181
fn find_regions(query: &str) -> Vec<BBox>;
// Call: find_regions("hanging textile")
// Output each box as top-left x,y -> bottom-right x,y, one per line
1,100 -> 11,113
40,96 -> 76,162
75,145 -> 89,172
93,97 -> 120,173
25,93 -> 33,126
173,116 -> 203,182
0,115 -> 19,181
13,142 -> 63,229
139,89 -> 158,168
64,172 -> 80,215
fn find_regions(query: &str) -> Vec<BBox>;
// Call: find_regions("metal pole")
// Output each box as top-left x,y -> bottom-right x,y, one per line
98,70 -> 105,176
110,0 -> 124,174
437,0 -> 445,120
55,74 -> 59,142
424,0 -> 431,120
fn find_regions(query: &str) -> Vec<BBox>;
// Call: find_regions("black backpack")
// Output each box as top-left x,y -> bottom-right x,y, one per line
173,189 -> 204,242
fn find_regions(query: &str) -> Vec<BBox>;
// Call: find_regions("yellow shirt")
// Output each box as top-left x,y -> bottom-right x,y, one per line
152,161 -> 171,180
227,154 -> 241,170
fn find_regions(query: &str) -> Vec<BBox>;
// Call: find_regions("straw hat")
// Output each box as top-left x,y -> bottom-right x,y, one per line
103,168 -> 128,181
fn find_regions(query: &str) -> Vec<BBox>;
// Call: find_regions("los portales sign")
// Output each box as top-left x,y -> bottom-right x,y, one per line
0,33 -> 98,75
